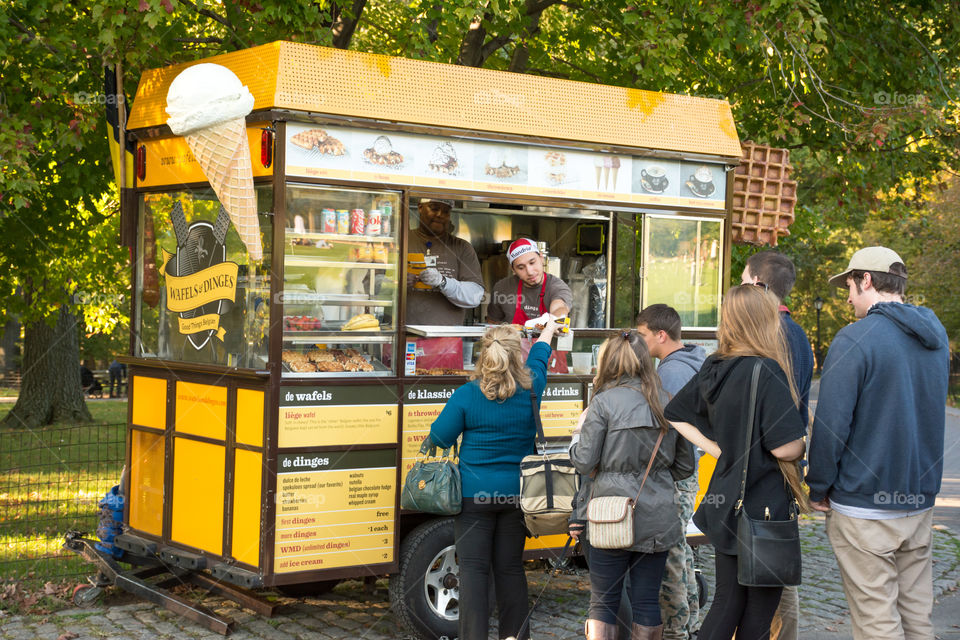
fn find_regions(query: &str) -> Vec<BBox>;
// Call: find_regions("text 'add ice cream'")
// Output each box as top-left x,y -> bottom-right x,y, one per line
165,63 -> 263,261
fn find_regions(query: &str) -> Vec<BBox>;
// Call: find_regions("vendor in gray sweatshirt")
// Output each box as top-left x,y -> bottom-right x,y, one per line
637,303 -> 706,640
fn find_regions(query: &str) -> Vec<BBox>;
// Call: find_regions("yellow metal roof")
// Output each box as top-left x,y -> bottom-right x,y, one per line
128,41 -> 742,158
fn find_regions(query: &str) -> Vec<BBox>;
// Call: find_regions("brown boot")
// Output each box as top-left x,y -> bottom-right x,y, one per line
630,623 -> 663,640
585,619 -> 618,640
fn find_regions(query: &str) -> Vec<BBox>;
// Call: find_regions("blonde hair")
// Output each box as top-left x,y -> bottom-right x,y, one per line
592,330 -> 669,431
717,285 -> 808,512
470,325 -> 532,401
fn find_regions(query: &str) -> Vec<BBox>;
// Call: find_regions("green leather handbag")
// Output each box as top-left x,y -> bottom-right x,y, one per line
400,442 -> 462,515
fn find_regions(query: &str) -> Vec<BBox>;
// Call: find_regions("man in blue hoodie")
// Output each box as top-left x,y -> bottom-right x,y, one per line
637,304 -> 706,640
808,246 -> 949,640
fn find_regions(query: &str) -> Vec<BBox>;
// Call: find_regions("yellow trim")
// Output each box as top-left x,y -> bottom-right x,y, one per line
128,42 -> 740,158
171,437 -> 225,555
235,389 -> 264,447
232,449 -> 262,567
129,429 -> 165,536
131,375 -> 166,430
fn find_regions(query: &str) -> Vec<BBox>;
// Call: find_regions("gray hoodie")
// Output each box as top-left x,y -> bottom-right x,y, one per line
658,344 -> 708,397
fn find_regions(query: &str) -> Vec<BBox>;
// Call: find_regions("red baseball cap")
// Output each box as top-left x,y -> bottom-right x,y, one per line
507,238 -> 539,264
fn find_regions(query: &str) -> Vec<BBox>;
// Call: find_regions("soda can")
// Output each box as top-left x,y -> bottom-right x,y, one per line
336,209 -> 349,235
321,208 -> 336,233
367,209 -> 382,235
350,209 -> 366,235
380,203 -> 392,236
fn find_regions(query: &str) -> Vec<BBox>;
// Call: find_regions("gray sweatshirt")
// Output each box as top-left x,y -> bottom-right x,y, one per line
658,344 -> 708,397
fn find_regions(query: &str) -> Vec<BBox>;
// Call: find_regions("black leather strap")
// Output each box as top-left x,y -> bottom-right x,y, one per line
736,361 -> 763,514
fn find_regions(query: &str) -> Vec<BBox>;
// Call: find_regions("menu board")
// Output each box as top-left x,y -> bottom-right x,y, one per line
274,449 -> 396,573
540,382 -> 584,438
400,385 -> 457,491
286,122 -> 726,210
278,385 -> 398,448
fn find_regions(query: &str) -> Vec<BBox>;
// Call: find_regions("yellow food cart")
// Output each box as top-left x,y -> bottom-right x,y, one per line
117,40 -> 740,638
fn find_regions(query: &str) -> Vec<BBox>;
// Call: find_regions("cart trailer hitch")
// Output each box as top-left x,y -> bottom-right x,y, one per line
63,531 -> 236,635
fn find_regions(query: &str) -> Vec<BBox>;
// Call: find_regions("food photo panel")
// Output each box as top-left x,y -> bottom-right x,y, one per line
680,162 -> 726,200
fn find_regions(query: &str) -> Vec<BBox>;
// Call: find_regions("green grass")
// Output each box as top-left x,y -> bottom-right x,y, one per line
949,375 -> 959,409
0,401 -> 127,591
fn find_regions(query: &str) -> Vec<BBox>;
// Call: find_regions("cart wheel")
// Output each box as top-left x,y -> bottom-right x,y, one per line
695,569 -> 708,609
72,584 -> 103,606
390,518 -> 459,640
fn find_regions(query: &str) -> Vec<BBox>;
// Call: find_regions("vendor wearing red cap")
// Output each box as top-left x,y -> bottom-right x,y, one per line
487,238 -> 572,325
406,198 -> 484,325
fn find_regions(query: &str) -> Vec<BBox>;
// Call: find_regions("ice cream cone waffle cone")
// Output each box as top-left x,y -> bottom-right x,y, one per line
184,118 -> 262,260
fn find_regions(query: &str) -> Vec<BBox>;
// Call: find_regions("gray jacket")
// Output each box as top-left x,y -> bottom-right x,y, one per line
570,378 -> 695,552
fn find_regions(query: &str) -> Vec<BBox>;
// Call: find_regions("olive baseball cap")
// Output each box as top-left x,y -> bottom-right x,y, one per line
828,246 -> 906,288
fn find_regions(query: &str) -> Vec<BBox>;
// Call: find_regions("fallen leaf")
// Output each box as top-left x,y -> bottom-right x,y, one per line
57,633 -> 79,640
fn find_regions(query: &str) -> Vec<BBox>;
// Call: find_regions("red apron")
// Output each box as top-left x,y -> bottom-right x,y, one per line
513,277 -> 568,373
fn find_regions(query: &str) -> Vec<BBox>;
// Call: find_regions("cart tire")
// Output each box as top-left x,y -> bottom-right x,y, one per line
390,518 -> 459,640
72,584 -> 103,606
276,579 -> 341,597
695,569 -> 708,609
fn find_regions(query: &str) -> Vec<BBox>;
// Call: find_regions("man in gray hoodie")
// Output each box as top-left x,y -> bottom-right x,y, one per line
808,247 -> 949,640
637,304 -> 706,640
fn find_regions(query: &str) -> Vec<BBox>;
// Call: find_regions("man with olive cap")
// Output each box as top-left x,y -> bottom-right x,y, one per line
406,198 -> 484,325
486,238 -> 572,325
807,246 -> 949,640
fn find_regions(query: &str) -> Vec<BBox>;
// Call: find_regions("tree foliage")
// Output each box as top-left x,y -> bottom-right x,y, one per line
2,0 -> 958,417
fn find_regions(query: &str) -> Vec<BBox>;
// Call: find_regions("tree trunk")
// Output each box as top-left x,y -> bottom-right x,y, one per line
331,0 -> 368,49
1,305 -> 91,429
457,13 -> 490,67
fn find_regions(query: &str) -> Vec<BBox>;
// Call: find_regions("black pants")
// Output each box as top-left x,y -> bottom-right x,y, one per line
698,551 -> 783,640
454,499 -> 529,640
109,371 -> 123,396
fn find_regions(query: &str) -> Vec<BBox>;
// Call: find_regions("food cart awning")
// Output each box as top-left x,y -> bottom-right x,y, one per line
128,41 -> 741,159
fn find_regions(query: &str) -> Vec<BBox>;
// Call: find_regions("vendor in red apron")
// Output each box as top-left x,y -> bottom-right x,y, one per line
487,238 -> 573,372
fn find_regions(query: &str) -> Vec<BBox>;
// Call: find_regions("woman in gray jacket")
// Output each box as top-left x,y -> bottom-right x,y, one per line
571,331 -> 695,640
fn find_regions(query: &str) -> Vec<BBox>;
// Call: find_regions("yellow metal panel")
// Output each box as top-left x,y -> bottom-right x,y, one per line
129,430 -> 165,536
524,533 -> 569,552
132,375 -> 167,430
138,124 -> 273,188
128,42 -> 741,158
235,389 -> 264,448
231,449 -> 262,567
174,381 -> 227,441
171,438 -> 225,554
695,454 -> 718,510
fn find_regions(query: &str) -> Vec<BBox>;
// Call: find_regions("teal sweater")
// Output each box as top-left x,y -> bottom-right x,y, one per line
429,342 -> 550,500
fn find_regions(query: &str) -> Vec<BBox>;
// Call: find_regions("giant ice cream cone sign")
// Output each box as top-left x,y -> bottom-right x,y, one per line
165,63 -> 263,261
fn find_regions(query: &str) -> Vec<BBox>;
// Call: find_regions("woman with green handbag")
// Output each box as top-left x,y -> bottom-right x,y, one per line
426,320 -> 561,640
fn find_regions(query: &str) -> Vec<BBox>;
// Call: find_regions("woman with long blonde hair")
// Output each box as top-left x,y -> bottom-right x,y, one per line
428,320 -> 561,640
665,285 -> 807,640
571,331 -> 695,640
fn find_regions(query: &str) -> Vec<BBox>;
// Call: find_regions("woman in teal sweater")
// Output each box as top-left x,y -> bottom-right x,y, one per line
428,320 -> 561,640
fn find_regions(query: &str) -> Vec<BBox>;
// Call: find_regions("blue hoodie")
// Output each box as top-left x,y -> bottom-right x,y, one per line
658,344 -> 708,397
807,302 -> 950,511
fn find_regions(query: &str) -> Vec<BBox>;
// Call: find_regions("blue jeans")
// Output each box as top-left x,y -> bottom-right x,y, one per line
588,547 -> 669,626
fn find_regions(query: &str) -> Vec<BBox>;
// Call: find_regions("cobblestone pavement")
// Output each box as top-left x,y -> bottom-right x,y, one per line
2,515 -> 958,640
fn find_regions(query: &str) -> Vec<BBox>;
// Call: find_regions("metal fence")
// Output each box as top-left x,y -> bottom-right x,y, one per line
0,422 -> 125,585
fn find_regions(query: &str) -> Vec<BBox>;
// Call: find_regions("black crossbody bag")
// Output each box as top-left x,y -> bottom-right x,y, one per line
735,361 -> 802,587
